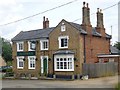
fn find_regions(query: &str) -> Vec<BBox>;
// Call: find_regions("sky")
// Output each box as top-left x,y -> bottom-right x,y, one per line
0,0 -> 119,45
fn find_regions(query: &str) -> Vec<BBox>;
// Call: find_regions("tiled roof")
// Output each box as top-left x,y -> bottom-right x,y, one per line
69,22 -> 87,34
92,27 -> 102,37
110,46 -> 120,54
12,20 -> 111,41
11,27 -> 54,41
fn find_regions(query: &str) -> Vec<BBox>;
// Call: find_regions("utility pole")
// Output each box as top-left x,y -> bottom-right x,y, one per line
0,37 -> 2,56
110,25 -> 113,45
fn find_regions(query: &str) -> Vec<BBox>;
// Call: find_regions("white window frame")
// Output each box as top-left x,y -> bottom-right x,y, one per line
17,56 -> 24,69
28,56 -> 36,69
28,41 -> 36,51
61,23 -> 66,32
40,40 -> 49,50
58,36 -> 69,49
17,42 -> 24,51
54,55 -> 74,71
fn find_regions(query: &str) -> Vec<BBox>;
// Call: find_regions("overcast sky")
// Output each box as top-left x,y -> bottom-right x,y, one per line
0,0 -> 119,44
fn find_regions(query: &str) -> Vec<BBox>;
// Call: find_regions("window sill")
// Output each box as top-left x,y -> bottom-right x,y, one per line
17,67 -> 24,69
55,69 -> 74,71
28,68 -> 35,70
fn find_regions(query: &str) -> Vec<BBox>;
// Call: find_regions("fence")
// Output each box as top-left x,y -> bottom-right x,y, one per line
82,62 -> 118,78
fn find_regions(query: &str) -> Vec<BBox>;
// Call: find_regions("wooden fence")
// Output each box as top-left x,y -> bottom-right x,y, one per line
82,62 -> 118,78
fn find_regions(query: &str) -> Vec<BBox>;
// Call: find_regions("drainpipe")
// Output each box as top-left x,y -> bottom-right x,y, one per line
83,35 -> 86,63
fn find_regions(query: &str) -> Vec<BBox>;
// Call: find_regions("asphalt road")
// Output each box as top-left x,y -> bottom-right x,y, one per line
1,75 -> 119,88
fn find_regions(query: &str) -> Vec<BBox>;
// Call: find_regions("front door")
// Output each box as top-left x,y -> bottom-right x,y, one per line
41,56 -> 48,76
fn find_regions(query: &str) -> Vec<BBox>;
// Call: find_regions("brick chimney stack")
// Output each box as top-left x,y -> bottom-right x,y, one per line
81,2 -> 92,34
97,8 -> 104,28
82,2 -> 91,25
45,18 -> 49,28
96,8 -> 105,37
43,16 -> 49,29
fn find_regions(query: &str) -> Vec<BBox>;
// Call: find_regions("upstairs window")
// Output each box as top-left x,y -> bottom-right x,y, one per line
17,42 -> 24,51
58,36 -> 69,49
61,23 -> 66,32
40,40 -> 49,50
28,41 -> 36,51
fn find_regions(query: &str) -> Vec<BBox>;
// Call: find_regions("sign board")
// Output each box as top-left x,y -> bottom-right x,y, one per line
17,51 -> 35,56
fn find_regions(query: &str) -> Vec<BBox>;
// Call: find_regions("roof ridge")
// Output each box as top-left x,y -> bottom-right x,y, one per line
22,27 -> 55,33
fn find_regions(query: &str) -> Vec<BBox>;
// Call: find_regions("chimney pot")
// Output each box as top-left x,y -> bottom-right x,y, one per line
97,8 -> 99,12
100,9 -> 102,13
87,3 -> 88,8
83,2 -> 85,7
46,18 -> 48,21
43,16 -> 45,21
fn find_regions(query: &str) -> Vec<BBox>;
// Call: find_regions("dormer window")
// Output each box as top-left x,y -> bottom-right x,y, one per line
61,23 -> 66,32
28,41 -> 36,51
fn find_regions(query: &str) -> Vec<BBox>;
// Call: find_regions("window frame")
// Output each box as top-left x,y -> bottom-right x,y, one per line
28,41 -> 36,51
17,42 -> 24,51
58,36 -> 69,49
17,56 -> 24,69
28,56 -> 36,69
54,55 -> 74,71
40,40 -> 49,50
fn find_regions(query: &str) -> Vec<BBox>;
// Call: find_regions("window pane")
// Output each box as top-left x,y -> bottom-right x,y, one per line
61,39 -> 64,47
57,62 -> 59,69
64,62 -> 67,69
19,61 -> 23,67
56,58 -> 59,61
60,62 -> 63,69
60,58 -> 63,61
64,39 -> 67,46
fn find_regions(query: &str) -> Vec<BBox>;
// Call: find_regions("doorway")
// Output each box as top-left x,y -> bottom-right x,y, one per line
41,56 -> 48,76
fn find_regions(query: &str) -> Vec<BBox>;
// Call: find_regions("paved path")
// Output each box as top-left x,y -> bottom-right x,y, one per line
2,75 -> 119,88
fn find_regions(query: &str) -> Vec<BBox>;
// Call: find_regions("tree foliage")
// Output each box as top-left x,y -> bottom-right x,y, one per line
2,38 -> 12,62
114,42 -> 120,50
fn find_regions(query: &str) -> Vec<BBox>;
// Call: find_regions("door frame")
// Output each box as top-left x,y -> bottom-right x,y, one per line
40,56 -> 48,75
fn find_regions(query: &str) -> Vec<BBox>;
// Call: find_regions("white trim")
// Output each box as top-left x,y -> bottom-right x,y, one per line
17,42 -> 24,51
98,55 -> 120,58
61,23 -> 66,32
40,40 -> 49,50
54,55 -> 74,71
28,56 -> 36,69
40,56 -> 48,74
17,56 -> 24,69
58,36 -> 69,49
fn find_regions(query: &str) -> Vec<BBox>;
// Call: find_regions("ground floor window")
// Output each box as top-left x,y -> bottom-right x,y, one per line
54,55 -> 74,71
17,56 -> 24,69
28,56 -> 36,69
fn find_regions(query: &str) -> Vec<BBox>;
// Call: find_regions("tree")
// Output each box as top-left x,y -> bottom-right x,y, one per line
114,42 -> 120,50
2,38 -> 12,62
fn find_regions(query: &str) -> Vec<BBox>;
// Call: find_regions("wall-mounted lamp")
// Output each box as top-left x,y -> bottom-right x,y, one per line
35,58 -> 38,61
74,58 -> 77,61
48,58 -> 51,61
23,58 -> 25,61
